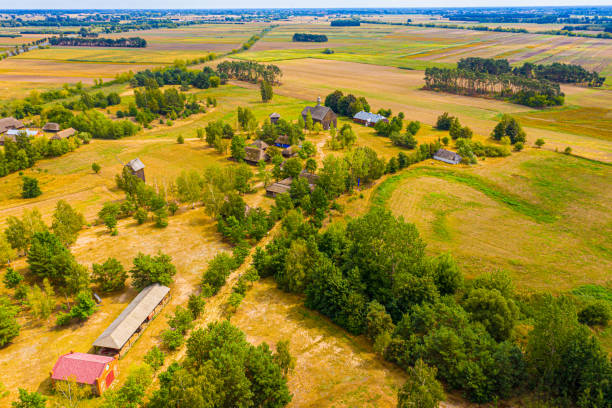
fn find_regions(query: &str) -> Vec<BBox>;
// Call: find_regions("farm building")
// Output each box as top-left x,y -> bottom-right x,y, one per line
274,135 -> 291,148
353,111 -> 388,127
265,171 -> 318,197
266,178 -> 293,197
244,146 -> 268,165
50,128 -> 76,140
93,284 -> 170,357
250,140 -> 269,150
433,148 -> 462,165
125,158 -> 145,182
282,145 -> 300,158
301,98 -> 337,130
0,128 -> 39,145
269,112 -> 281,124
42,122 -> 60,132
0,117 -> 24,134
51,352 -> 117,395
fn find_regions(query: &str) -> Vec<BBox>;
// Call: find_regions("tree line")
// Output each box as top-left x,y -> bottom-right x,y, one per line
292,33 -> 328,42
424,66 -> 565,108
331,19 -> 361,26
217,60 -> 283,85
48,36 -> 147,48
131,65 -> 221,89
458,57 -> 605,87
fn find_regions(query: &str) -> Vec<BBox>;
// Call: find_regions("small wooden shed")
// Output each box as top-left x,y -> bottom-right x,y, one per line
125,158 -> 145,182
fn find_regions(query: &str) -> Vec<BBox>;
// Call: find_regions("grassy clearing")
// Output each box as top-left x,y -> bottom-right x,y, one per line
231,278 -> 407,408
370,150 -> 612,296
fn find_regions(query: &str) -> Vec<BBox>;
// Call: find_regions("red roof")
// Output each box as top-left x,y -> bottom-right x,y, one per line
52,352 -> 114,385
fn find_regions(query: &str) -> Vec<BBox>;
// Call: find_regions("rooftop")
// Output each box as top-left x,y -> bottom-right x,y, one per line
52,352 -> 114,385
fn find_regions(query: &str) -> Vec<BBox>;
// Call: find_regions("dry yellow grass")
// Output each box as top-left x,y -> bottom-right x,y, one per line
231,279 -> 407,408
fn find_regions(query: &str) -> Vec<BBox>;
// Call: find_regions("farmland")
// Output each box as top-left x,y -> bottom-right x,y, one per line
0,9 -> 611,408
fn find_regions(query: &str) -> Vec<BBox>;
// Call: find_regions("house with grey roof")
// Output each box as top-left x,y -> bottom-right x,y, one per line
125,158 -> 145,182
353,111 -> 388,127
301,97 -> 337,130
93,284 -> 170,357
433,148 -> 462,165
0,117 -> 24,134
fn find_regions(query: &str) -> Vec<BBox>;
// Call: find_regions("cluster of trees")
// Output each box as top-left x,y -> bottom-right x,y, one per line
134,86 -> 200,120
328,123 -> 357,150
331,19 -> 361,26
49,36 -> 147,47
424,66 -> 564,108
324,90 -> 370,117
292,33 -> 328,42
103,167 -> 174,232
256,117 -> 304,146
217,61 -> 282,85
71,110 -> 139,139
371,110 -> 422,150
0,132 -> 90,178
148,321 -> 292,407
254,207 -> 612,405
131,66 -> 222,89
60,90 -> 121,111
459,57 -> 605,87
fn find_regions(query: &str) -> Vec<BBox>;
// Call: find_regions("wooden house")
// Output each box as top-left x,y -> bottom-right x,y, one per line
0,117 -> 24,135
93,284 -> 170,357
265,178 -> 293,197
274,135 -> 291,148
269,112 -> 281,124
42,122 -> 61,133
244,146 -> 268,165
433,148 -> 462,165
51,352 -> 118,395
0,128 -> 39,145
353,111 -> 388,127
125,158 -> 145,182
250,140 -> 269,150
282,145 -> 300,158
50,128 -> 76,140
301,97 -> 337,130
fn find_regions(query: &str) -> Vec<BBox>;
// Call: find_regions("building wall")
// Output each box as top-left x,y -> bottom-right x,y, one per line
95,358 -> 118,395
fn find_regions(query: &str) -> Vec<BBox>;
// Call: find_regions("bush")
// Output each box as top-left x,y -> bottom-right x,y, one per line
514,141 -> 524,151
436,112 -> 454,130
162,329 -> 184,350
3,268 -> 23,289
92,162 -> 101,173
578,301 -> 611,327
564,146 -> 572,155
535,138 -> 545,148
21,176 -> 42,199
177,135 -> 184,144
92,258 -> 127,293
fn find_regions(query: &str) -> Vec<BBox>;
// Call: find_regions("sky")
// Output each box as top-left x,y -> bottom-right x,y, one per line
3,0 -> 612,9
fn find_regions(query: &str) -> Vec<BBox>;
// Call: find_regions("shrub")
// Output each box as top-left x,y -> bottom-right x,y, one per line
92,162 -> 101,173
21,176 -> 42,199
162,329 -> 184,350
514,141 -> 524,151
3,268 -> 23,289
535,138 -> 545,148
564,146 -> 572,155
578,301 -> 611,327
177,135 -> 184,144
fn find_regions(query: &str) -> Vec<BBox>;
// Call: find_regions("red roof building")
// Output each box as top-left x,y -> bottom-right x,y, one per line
51,352 -> 117,395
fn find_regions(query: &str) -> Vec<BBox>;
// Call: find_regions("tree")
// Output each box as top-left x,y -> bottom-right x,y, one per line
92,162 -> 101,174
0,234 -> 17,266
535,138 -> 545,148
100,364 -> 152,408
144,346 -> 165,371
430,253 -> 463,296
397,359 -> 446,408
436,112 -> 454,130
27,231 -> 79,286
0,297 -> 19,348
231,134 -> 246,161
491,115 -> 526,144
4,209 -> 47,255
69,290 -> 96,321
98,202 -> 119,234
564,146 -> 572,155
365,300 -> 394,342
11,389 -> 46,408
91,257 -> 126,292
282,157 -> 302,179
21,177 -> 42,199
175,170 -> 203,208
463,288 -> 519,341
305,111 -> 313,131
177,134 -> 184,144
527,295 -> 612,405
130,251 -> 177,289
26,279 -> 55,320
3,267 -> 23,289
274,340 -> 295,376
53,375 -> 91,408
188,293 -> 206,319
51,200 -> 85,246
260,80 -> 273,102
162,329 -> 184,351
